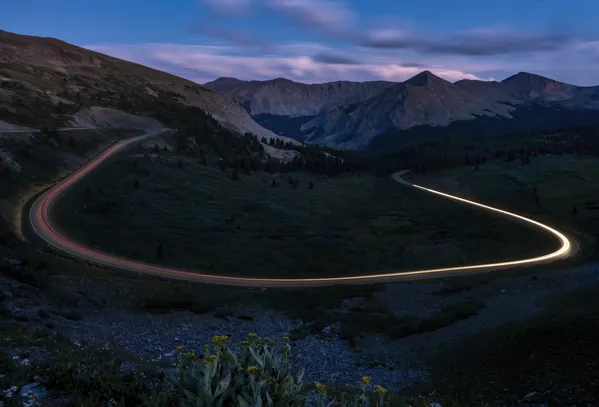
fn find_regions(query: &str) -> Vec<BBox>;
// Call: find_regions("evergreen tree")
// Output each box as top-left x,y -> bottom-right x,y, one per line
156,244 -> 165,259
66,137 -> 78,150
533,188 -> 541,208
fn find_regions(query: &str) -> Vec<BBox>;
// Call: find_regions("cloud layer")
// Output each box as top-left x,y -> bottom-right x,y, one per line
87,37 -> 599,86
89,43 -> 499,84
85,0 -> 599,85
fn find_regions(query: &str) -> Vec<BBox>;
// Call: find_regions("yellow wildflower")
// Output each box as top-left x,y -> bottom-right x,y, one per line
246,365 -> 260,375
361,376 -> 371,385
201,354 -> 217,363
375,386 -> 387,394
247,333 -> 259,340
176,345 -> 185,352
185,352 -> 197,360
239,340 -> 250,347
211,335 -> 229,346
203,344 -> 211,351
315,382 -> 326,392
283,336 -> 290,344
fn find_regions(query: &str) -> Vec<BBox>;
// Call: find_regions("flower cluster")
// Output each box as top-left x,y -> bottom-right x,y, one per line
169,334 -> 391,407
211,335 -> 229,347
201,354 -> 217,363
246,365 -> 260,376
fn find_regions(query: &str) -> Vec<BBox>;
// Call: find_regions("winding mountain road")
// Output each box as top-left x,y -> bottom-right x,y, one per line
28,129 -> 572,287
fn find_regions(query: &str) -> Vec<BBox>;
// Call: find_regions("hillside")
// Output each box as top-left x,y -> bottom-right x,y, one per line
0,29 -> 294,145
207,71 -> 599,149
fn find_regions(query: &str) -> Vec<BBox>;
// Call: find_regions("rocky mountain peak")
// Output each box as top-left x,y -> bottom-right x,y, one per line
404,70 -> 450,87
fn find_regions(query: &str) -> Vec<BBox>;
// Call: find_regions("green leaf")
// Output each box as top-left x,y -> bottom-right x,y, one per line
214,371 -> 231,398
248,346 -> 265,369
236,394 -> 250,407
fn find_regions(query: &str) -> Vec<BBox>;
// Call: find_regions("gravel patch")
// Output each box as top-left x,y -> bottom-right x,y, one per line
68,307 -> 427,390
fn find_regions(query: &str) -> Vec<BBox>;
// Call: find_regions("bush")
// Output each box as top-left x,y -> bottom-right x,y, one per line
146,334 -> 393,407
152,334 -> 306,406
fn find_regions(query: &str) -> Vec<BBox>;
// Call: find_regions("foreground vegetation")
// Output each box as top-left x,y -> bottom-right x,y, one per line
0,321 -> 439,407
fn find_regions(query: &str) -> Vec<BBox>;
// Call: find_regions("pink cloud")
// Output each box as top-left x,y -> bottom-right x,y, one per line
87,43 -> 494,84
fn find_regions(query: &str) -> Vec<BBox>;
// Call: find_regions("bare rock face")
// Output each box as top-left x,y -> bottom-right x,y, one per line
205,77 -> 396,117
304,71 -> 517,148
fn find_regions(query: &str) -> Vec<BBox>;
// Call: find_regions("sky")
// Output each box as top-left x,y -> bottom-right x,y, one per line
3,0 -> 599,85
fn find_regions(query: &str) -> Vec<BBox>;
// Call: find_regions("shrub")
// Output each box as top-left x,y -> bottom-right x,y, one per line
147,334 -> 393,407
154,334 -> 306,406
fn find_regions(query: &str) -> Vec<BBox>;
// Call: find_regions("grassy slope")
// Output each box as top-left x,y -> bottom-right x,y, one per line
53,141 -> 555,279
412,154 -> 599,257
1,129 -> 142,200
0,128 -> 142,245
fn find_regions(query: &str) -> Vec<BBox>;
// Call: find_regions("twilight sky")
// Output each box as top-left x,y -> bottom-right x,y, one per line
3,0 -> 599,85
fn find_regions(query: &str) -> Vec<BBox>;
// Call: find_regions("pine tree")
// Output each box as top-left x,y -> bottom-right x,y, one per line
156,244 -> 165,259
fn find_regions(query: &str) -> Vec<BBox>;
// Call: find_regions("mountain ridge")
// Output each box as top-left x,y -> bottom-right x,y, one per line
0,29 -> 297,147
205,70 -> 599,149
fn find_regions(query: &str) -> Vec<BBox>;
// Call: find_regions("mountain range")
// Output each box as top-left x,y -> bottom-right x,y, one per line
205,71 -> 599,150
2,28 -> 599,153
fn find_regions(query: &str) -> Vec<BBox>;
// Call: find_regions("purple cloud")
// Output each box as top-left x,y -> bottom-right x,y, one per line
267,0 -> 355,34
191,22 -> 274,51
311,52 -> 361,65
86,43 -> 495,84
360,27 -> 579,56
400,62 -> 425,68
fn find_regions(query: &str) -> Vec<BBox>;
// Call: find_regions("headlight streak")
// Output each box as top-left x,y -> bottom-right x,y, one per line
28,133 -> 572,287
